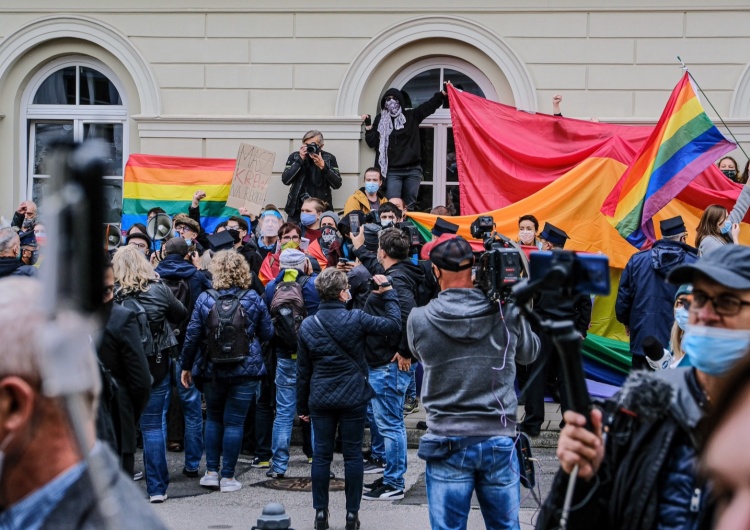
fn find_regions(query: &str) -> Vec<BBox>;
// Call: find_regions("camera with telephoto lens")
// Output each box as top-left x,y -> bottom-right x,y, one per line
306,142 -> 321,156
368,275 -> 392,292
397,221 -> 421,248
470,216 -> 525,303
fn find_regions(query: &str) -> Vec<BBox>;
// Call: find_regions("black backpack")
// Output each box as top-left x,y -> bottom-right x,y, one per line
206,289 -> 250,365
162,276 -> 192,344
117,295 -> 170,384
269,275 -> 309,352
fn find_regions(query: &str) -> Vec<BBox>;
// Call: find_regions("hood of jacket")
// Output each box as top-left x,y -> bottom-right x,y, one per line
155,254 -> 196,279
424,288 -> 499,343
386,258 -> 424,290
0,256 -> 22,276
650,240 -> 698,277
380,87 -> 406,111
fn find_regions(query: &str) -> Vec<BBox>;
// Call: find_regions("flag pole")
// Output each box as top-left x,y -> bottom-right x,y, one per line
677,56 -> 749,161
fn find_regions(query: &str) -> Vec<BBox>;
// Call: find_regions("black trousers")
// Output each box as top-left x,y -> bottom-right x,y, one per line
521,329 -> 569,431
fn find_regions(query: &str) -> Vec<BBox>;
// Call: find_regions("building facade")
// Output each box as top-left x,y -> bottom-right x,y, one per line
1,1 -> 750,222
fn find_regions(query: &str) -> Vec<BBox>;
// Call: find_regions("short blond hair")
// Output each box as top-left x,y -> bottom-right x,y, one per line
209,250 -> 252,290
112,245 -> 155,295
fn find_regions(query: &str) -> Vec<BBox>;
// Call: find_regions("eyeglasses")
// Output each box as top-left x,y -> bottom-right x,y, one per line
690,289 -> 750,316
281,235 -> 300,241
129,241 -> 148,250
174,225 -> 194,233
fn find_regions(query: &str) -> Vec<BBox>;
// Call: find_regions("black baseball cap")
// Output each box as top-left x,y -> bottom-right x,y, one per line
669,245 -> 750,290
429,234 -> 475,272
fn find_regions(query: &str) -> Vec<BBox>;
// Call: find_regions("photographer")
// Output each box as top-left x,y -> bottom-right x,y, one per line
407,234 -> 539,529
281,130 -> 342,223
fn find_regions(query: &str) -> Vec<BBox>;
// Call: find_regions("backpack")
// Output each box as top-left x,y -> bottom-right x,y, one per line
117,295 -> 170,384
206,289 -> 250,365
162,276 -> 192,345
269,275 -> 310,352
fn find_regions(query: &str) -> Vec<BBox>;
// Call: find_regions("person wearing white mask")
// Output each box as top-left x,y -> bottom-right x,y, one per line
343,167 -> 388,216
517,214 -> 542,249
538,244 -> 750,530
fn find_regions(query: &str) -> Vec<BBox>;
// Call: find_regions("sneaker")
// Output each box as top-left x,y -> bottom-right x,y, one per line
362,483 -> 404,501
149,494 -> 167,503
265,470 -> 285,479
133,471 -> 144,481
250,458 -> 271,469
182,467 -> 199,478
220,477 -> 242,492
403,397 -> 419,415
362,458 -> 385,474
363,476 -> 383,491
361,449 -> 372,463
199,471 -> 220,487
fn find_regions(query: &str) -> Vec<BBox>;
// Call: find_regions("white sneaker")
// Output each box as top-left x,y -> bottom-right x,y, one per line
149,494 -> 167,503
220,477 -> 242,492
200,471 -> 220,487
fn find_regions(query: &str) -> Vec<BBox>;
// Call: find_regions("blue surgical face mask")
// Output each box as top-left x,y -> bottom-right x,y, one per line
300,212 -> 318,227
184,238 -> 193,247
364,182 -> 380,194
681,324 -> 750,376
721,220 -> 732,235
674,307 -> 689,331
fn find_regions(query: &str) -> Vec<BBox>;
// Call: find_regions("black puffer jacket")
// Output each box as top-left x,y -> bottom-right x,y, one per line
296,292 -> 401,416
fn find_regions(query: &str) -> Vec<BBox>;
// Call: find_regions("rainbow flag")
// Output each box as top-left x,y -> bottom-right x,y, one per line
601,73 -> 735,248
122,154 -> 239,233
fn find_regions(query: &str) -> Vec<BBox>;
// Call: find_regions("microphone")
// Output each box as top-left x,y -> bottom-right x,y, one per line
642,335 -> 672,371
616,369 -> 674,423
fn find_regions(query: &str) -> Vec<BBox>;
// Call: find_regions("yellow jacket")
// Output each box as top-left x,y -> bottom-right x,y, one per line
343,188 -> 387,214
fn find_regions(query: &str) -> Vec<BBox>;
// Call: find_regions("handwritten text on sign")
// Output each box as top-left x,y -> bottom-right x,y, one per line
226,143 -> 276,215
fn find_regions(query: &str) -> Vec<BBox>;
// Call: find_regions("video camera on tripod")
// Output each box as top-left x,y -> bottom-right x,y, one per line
469,215 -> 527,302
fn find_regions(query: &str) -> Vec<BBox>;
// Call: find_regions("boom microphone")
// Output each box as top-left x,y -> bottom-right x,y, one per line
643,336 -> 672,371
615,369 -> 674,423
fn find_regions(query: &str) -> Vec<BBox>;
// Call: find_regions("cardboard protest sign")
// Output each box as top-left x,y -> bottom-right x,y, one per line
226,143 -> 276,216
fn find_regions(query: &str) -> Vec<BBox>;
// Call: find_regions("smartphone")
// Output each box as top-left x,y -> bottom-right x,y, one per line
349,214 -> 361,236
338,258 -> 350,265
529,251 -> 610,296
300,237 -> 310,251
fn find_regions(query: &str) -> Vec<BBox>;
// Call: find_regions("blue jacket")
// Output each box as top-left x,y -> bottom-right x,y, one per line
264,269 -> 321,317
615,240 -> 698,357
154,254 -> 212,311
180,286 -> 274,381
296,292 -> 401,416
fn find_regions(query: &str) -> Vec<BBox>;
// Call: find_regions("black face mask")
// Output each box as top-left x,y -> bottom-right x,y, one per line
227,228 -> 242,243
722,169 -> 738,181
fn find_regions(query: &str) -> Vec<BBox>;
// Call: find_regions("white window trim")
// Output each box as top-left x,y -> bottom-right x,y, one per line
21,56 -> 128,200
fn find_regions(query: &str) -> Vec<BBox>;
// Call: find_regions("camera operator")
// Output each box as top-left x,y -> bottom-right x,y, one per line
407,234 -> 539,529
358,227 -> 424,501
537,244 -> 750,530
281,131 -> 341,224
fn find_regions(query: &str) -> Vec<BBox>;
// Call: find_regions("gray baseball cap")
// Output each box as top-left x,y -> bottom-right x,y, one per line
669,245 -> 750,290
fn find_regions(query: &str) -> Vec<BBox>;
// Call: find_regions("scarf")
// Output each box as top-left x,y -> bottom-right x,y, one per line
377,98 -> 406,177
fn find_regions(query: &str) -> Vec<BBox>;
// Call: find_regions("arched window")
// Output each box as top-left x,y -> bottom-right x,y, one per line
390,59 -> 497,214
24,57 -> 128,224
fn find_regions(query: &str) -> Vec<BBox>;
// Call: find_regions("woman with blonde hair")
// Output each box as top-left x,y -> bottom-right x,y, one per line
112,245 -> 187,503
180,250 -> 274,493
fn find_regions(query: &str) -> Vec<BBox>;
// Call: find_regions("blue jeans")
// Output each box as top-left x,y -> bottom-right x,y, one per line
204,379 -> 259,479
271,358 -> 297,474
369,362 -> 410,490
384,166 -> 422,210
425,436 -> 521,530
140,371 -> 171,496
310,404 -> 367,513
406,361 -> 418,400
172,361 -> 204,472
367,402 -> 385,461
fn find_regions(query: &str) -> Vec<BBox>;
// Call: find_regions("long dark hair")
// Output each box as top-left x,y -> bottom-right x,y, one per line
695,205 -> 729,249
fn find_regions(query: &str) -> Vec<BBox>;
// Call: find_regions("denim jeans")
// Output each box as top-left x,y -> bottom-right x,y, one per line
369,362 -> 410,490
140,370 -> 171,496
204,379 -> 259,479
367,402 -> 385,461
172,360 -> 204,472
271,358 -> 297,474
406,361 -> 418,400
310,404 -> 367,513
425,436 -> 521,530
384,166 -> 422,210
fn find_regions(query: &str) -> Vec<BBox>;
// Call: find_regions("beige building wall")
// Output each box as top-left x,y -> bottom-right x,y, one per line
1,1 -> 749,219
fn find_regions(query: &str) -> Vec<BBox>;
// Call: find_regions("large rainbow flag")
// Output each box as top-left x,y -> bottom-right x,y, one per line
123,154 -> 238,233
601,73 -> 735,247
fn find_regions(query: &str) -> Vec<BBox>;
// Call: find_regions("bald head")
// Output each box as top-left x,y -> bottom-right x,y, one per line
0,228 -> 20,257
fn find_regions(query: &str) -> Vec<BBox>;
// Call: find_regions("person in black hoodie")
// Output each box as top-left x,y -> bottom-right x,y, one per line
352,227 -> 424,501
155,237 -> 212,477
363,83 -> 450,210
0,228 -> 37,278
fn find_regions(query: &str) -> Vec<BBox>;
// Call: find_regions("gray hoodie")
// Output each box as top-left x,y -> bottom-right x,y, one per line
407,288 -> 539,437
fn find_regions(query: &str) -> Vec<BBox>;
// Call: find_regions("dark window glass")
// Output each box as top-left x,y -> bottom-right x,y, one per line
33,67 -> 76,104
102,179 -> 123,223
33,122 -> 74,174
401,68 -> 442,108
84,123 -> 124,176
80,67 -> 122,105
443,69 -> 484,109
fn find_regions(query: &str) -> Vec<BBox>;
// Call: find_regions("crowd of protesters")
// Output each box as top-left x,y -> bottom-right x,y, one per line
4,96 -> 750,530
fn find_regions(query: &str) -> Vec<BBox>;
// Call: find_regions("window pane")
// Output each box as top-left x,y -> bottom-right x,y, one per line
33,67 -> 76,105
419,127 -> 434,183
102,179 -> 123,224
84,123 -> 124,176
416,184 -> 434,214
32,178 -> 52,210
446,127 -> 458,181
446,185 -> 461,216
80,67 -> 122,105
401,68 -> 442,108
444,69 -> 484,109
33,122 -> 74,175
